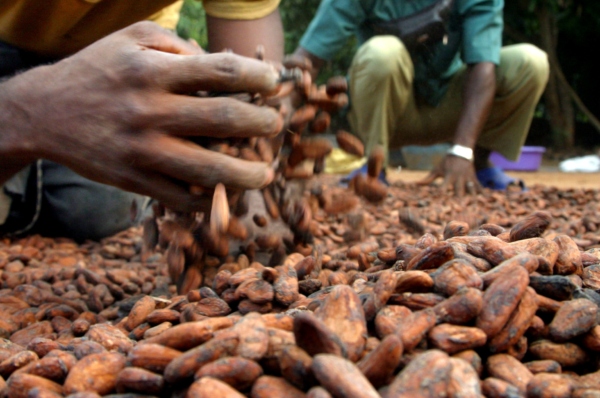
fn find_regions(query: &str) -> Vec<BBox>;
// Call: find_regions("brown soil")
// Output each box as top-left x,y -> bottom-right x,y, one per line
387,169 -> 600,189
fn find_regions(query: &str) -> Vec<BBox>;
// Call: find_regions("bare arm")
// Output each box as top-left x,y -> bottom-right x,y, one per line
0,22 -> 282,211
419,62 -> 497,195
206,9 -> 284,61
0,82 -> 37,185
453,62 -> 496,149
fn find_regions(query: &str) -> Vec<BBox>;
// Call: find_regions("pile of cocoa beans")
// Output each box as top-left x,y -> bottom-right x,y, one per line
2,180 -> 600,398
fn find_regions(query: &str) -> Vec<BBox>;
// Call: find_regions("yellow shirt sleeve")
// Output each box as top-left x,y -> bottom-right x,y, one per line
202,0 -> 281,20
148,0 -> 281,30
147,0 -> 184,30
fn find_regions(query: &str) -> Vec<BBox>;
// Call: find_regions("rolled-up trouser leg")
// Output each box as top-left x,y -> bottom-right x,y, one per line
476,44 -> 549,161
347,36 -> 415,164
30,161 -> 149,241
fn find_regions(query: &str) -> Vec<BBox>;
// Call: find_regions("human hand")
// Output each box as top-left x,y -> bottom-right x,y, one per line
417,155 -> 482,196
1,22 -> 283,212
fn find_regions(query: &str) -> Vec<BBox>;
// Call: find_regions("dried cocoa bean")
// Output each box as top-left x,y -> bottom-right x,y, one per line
63,352 -> 126,395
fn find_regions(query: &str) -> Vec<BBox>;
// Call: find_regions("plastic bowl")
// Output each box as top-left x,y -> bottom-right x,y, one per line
490,146 -> 546,171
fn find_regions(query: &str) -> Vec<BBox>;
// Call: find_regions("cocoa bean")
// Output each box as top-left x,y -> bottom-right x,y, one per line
357,335 -> 403,388
386,350 -> 452,398
486,354 -> 533,394
314,285 -> 367,362
196,356 -> 263,391
549,298 -> 598,341
476,267 -> 529,338
6,373 -> 62,398
279,346 -> 315,391
115,367 -> 164,395
434,288 -> 483,325
488,287 -> 538,353
187,376 -> 246,398
525,360 -> 562,374
312,354 -> 380,398
481,377 -> 523,398
335,131 -> 364,158
293,312 -> 346,358
431,259 -> 482,296
526,373 -> 573,398
447,357 -> 482,398
127,344 -> 182,374
232,312 -> 269,361
142,317 -> 233,351
529,339 -> 589,368
163,329 -> 238,384
428,324 -> 487,354
63,352 -> 126,395
509,211 -> 552,242
250,375 -> 305,398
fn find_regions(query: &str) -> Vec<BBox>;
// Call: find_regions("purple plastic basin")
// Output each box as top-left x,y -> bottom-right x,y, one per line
490,146 -> 546,171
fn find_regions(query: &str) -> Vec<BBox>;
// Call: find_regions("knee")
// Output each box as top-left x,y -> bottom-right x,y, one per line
45,186 -> 145,241
353,35 -> 412,81
509,44 -> 550,90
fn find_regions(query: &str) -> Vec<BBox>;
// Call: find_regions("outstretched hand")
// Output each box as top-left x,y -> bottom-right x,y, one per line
1,22 -> 284,212
417,155 -> 482,196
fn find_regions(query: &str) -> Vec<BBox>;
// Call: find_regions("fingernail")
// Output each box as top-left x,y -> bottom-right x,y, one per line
263,167 -> 274,187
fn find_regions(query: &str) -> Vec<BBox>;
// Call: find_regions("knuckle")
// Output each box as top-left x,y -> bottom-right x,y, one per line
119,94 -> 155,128
214,54 -> 242,83
126,21 -> 160,37
212,98 -> 237,127
120,55 -> 157,86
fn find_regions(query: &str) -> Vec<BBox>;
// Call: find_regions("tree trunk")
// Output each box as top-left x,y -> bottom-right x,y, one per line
537,6 -> 575,148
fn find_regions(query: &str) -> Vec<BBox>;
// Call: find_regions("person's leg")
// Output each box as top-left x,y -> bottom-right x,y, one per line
390,44 -> 549,170
476,44 -> 549,162
30,161 -> 150,241
347,36 -> 416,164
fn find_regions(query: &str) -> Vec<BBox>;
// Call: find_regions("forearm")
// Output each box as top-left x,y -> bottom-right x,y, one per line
206,9 -> 284,61
0,75 -> 39,185
453,62 -> 496,149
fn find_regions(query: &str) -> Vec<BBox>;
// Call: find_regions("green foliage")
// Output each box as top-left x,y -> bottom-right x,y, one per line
176,0 -> 208,48
280,0 -> 357,84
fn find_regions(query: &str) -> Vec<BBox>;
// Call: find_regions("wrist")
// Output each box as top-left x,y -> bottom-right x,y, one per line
447,144 -> 473,161
0,73 -> 42,163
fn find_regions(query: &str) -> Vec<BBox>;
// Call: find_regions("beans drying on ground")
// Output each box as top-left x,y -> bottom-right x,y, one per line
2,175 -> 600,398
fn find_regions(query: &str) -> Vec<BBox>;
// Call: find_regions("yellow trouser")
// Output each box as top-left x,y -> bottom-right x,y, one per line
329,36 -> 549,172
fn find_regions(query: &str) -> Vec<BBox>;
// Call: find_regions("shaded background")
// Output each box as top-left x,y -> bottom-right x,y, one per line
176,0 -> 600,158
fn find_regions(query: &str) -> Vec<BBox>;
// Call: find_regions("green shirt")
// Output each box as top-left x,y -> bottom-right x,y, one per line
299,0 -> 503,106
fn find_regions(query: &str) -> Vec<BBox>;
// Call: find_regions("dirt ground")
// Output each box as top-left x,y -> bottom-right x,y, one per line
387,169 -> 600,189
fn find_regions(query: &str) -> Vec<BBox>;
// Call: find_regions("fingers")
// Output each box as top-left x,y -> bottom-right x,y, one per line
152,95 -> 283,138
416,171 -> 440,186
156,52 -> 280,95
454,176 -> 466,197
187,38 -> 205,53
112,168 -> 213,213
465,178 -> 481,195
136,134 -> 275,191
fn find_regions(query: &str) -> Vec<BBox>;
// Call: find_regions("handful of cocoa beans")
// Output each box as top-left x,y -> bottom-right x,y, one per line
144,49 -> 393,295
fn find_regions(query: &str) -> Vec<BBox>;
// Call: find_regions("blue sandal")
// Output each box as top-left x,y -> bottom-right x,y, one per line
340,164 -> 389,187
476,166 -> 526,191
